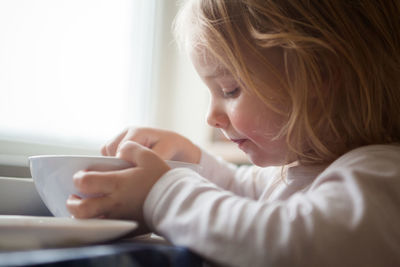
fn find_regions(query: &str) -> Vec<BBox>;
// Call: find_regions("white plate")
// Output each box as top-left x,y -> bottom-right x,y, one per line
0,215 -> 138,250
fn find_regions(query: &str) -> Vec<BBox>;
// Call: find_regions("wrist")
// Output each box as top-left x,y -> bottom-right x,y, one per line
187,142 -> 201,164
169,133 -> 201,164
181,138 -> 201,164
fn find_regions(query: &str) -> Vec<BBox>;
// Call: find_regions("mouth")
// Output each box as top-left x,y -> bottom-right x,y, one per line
230,138 -> 247,146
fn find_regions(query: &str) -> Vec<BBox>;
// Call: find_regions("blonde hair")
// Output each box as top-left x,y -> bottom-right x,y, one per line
174,0 -> 400,165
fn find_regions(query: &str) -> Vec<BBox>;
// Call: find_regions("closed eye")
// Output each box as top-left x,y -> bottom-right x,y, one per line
222,87 -> 240,98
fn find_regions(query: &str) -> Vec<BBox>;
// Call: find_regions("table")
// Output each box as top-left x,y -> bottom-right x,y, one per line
0,239 -> 203,267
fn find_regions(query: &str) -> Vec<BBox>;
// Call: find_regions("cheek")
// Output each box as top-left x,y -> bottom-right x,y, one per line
231,105 -> 283,145
227,103 -> 250,130
230,105 -> 268,138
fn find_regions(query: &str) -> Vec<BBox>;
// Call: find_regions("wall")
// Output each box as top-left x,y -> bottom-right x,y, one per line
0,0 -> 247,178
150,0 -> 211,146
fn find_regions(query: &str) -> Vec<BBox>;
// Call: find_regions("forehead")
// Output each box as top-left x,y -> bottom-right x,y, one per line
190,47 -> 232,79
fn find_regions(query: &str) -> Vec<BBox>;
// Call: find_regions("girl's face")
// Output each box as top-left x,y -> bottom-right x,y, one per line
190,48 -> 289,166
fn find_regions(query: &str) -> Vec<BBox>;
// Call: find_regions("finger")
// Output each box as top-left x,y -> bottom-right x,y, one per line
117,141 -> 163,169
66,194 -> 114,219
73,170 -> 119,196
101,128 -> 129,156
117,129 -> 149,152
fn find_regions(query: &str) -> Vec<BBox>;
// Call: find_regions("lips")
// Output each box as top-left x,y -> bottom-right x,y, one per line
230,138 -> 247,146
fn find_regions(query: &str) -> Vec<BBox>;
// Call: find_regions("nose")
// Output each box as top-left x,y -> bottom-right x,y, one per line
206,102 -> 229,129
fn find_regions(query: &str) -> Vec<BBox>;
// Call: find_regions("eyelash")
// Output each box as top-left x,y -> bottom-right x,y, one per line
222,87 -> 240,98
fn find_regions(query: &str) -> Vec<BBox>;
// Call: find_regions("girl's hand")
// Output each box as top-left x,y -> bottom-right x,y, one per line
101,127 -> 201,164
66,141 -> 170,234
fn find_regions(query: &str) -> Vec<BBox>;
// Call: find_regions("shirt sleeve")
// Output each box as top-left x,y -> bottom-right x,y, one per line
143,145 -> 400,267
198,149 -> 282,199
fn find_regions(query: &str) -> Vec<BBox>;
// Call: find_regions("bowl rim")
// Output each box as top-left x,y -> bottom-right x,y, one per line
28,155 -> 202,169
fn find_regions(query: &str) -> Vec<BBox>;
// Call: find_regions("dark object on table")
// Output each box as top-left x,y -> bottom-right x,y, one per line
0,241 -> 203,267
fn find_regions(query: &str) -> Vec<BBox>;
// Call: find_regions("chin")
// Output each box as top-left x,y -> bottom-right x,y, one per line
248,155 -> 280,167
247,151 -> 285,167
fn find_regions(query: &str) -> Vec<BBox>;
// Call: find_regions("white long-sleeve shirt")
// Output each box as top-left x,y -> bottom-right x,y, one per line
143,144 -> 400,267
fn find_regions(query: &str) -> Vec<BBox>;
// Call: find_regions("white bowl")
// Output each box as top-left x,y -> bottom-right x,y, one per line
29,155 -> 201,217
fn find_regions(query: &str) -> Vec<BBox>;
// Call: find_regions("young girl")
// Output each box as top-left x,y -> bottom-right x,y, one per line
67,0 -> 400,266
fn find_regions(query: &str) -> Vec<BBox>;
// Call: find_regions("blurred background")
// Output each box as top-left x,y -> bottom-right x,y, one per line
0,0 -> 247,177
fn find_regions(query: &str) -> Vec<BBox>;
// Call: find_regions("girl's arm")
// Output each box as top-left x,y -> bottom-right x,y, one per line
143,145 -> 400,267
101,126 -> 280,200
198,149 -> 284,199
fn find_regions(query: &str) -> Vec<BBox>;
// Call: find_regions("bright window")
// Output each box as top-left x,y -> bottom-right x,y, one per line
0,0 -> 156,150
